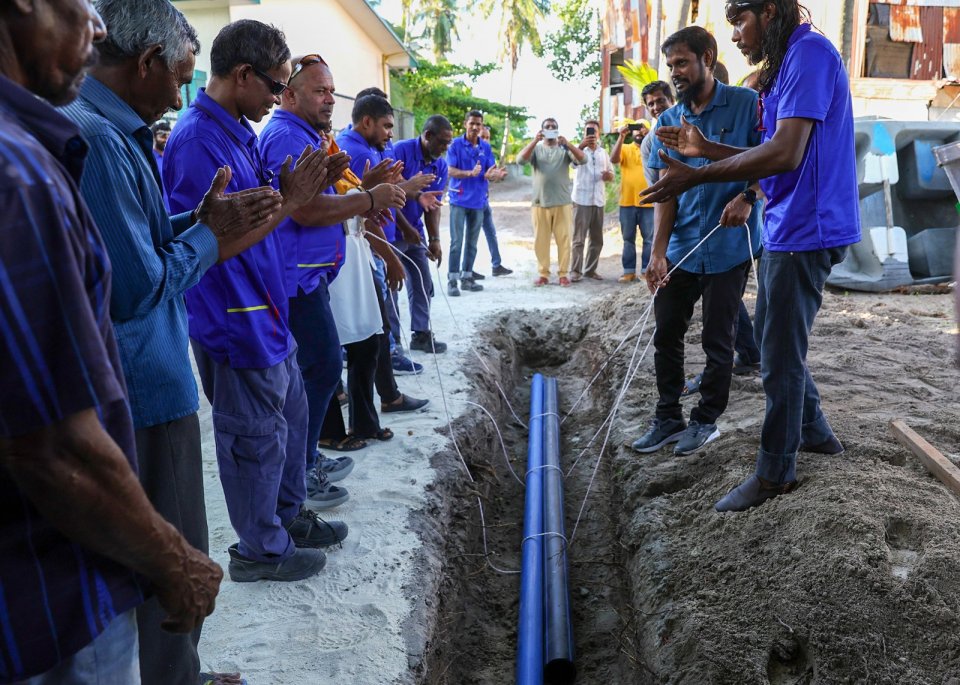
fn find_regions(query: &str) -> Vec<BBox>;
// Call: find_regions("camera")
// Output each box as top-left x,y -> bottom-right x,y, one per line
543,129 -> 559,140
628,123 -> 645,132
585,126 -> 596,136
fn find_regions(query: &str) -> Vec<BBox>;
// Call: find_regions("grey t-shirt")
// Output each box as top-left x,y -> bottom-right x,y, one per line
640,132 -> 658,186
530,142 -> 581,208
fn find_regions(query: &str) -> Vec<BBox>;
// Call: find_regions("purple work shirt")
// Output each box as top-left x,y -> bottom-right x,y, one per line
336,127 -> 399,242
393,136 -> 448,238
260,109 -> 345,297
446,134 -> 494,210
162,89 -> 294,369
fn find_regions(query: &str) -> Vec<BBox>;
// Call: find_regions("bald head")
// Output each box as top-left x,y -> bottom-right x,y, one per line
281,58 -> 335,132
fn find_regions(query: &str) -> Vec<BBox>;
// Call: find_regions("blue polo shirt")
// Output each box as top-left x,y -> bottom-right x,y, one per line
260,110 -> 345,298
446,134 -> 494,210
336,127 -> 398,242
649,80 -> 763,274
759,24 -> 861,252
0,73 -> 146,680
61,77 -> 218,430
393,137 -> 449,238
163,90 -> 294,369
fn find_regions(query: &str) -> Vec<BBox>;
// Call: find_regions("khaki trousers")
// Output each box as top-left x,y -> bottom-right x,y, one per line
532,204 -> 573,278
571,204 -> 604,276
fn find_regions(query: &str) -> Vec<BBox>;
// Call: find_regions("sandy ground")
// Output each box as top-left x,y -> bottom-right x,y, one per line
194,174 -> 630,683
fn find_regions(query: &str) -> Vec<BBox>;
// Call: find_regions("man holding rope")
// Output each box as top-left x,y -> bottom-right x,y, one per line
631,26 -> 762,458
643,0 -> 860,512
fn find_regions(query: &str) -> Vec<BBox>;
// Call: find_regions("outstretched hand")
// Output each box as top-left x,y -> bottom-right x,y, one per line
640,151 -> 698,204
656,115 -> 709,158
279,145 -> 329,210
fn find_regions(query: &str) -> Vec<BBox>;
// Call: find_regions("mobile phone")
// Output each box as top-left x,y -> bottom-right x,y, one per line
543,129 -> 559,140
628,123 -> 644,131
586,126 -> 596,136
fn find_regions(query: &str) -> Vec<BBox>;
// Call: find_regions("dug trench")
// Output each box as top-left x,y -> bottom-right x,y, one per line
410,287 -> 960,684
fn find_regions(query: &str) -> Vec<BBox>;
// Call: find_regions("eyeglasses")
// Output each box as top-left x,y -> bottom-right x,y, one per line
288,54 -> 327,85
725,0 -> 764,20
251,67 -> 287,96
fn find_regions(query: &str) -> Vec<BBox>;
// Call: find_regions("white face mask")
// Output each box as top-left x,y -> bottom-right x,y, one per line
542,129 -> 559,140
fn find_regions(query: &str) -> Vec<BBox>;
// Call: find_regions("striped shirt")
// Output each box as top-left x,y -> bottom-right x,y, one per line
0,73 -> 146,681
60,77 -> 219,429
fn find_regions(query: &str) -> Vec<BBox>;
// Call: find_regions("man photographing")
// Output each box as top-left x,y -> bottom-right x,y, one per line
643,0 -> 860,512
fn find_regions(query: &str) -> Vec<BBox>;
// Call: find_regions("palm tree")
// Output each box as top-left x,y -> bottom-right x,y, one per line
480,0 -> 549,158
416,0 -> 460,62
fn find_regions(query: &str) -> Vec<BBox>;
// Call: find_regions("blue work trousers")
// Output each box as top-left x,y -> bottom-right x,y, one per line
15,609 -> 140,684
753,247 -> 846,484
393,238 -> 434,333
482,203 -> 502,268
735,299 -> 761,364
448,205 -> 484,281
619,205 -> 654,273
289,281 -> 343,473
193,345 -> 306,562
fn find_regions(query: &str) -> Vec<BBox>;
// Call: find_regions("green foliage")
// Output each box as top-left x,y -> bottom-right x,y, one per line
616,60 -> 658,91
415,0 -> 459,62
543,0 -> 601,85
390,59 -> 530,157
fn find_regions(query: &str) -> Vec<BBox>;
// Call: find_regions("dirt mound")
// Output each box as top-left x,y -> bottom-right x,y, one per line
419,286 -> 960,684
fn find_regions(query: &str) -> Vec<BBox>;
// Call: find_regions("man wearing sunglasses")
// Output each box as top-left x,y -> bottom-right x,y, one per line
164,20 -> 349,582
643,0 -> 860,512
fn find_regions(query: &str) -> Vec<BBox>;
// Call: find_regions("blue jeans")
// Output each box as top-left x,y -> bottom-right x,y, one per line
16,609 -> 140,684
482,203 -> 502,268
448,205 -> 484,280
735,299 -> 760,364
372,254 -> 402,352
393,239 -> 434,333
753,247 -> 847,484
194,346 -> 306,562
619,206 -> 654,273
289,282 -> 343,473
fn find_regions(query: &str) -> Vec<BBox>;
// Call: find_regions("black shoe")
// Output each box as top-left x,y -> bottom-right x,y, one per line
631,417 -> 686,453
800,435 -> 844,455
410,331 -> 447,354
447,281 -> 460,297
732,353 -> 761,375
492,265 -> 513,276
470,271 -> 486,280
673,420 -> 721,456
227,543 -> 326,582
381,394 -> 430,413
286,505 -> 348,548
714,475 -> 797,513
460,277 -> 483,292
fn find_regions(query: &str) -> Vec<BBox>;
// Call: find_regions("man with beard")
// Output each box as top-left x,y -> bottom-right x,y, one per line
611,119 -> 653,280
151,120 -> 170,172
0,0 -> 222,681
60,1 -> 289,681
643,0 -> 860,512
392,116 -> 453,353
631,26 -> 762,458
164,21 -> 349,582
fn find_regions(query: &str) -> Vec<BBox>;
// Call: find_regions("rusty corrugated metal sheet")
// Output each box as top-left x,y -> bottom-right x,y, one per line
883,0 -> 960,6
944,7 -> 960,81
890,5 -> 923,43
912,5 -> 944,79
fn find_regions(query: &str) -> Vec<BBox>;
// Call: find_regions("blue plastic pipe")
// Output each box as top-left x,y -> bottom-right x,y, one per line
517,374 -> 545,685
542,377 -> 576,683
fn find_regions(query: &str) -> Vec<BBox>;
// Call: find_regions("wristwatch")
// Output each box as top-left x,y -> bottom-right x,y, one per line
741,188 -> 758,206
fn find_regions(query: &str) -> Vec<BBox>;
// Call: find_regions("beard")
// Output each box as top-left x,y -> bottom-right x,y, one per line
676,77 -> 706,107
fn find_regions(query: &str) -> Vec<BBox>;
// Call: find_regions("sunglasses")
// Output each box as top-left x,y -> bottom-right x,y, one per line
251,67 -> 287,96
288,54 -> 327,84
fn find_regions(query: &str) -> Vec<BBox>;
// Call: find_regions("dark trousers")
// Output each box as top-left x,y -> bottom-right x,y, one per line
653,260 -> 751,425
373,269 -> 401,405
482,203 -> 503,268
193,345 -> 306,562
735,299 -> 761,364
392,239 -> 434,334
289,281 -> 343,473
754,248 -> 846,484
321,334 -> 381,439
134,413 -> 206,685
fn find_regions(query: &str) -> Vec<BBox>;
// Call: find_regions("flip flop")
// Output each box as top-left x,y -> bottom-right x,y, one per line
355,427 -> 393,442
200,673 -> 247,685
317,435 -> 368,452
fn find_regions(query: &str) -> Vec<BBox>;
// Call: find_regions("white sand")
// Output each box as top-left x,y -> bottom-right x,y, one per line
196,187 -> 631,683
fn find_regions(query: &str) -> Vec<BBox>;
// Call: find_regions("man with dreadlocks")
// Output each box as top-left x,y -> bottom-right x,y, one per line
643,0 -> 860,512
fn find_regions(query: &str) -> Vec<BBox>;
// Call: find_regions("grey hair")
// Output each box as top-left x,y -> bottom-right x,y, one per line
94,0 -> 200,67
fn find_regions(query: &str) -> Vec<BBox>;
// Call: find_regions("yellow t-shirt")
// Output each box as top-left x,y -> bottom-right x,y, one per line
618,142 -> 652,208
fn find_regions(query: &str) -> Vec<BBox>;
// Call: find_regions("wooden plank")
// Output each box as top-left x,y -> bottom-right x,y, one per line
890,419 -> 960,498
